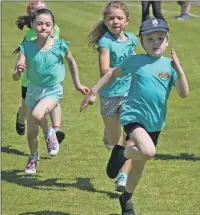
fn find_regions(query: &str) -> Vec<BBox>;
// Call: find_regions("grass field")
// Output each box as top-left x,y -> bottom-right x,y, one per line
1,1 -> 200,215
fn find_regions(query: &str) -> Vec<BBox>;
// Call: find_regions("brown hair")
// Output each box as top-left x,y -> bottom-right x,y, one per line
87,1 -> 129,49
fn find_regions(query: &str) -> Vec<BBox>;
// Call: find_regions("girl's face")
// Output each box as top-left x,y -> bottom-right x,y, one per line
32,14 -> 54,39
142,32 -> 168,57
104,8 -> 129,36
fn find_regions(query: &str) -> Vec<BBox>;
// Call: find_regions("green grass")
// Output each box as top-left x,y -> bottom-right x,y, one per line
2,2 -> 200,215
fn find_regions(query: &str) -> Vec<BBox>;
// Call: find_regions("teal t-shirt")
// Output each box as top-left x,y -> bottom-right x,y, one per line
20,39 -> 69,87
119,54 -> 177,132
21,24 -> 60,87
98,32 -> 137,97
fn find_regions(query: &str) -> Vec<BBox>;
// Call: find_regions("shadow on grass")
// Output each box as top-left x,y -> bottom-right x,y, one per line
2,145 -> 29,156
20,211 -> 120,215
1,169 -> 119,199
20,212 -> 70,215
155,153 -> 200,161
1,145 -> 51,160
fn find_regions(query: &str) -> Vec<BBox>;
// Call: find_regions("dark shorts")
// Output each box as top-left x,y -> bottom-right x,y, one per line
124,122 -> 161,146
21,86 -> 27,100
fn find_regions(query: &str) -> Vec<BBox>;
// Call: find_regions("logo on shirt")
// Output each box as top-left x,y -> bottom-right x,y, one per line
158,72 -> 170,80
112,47 -> 133,63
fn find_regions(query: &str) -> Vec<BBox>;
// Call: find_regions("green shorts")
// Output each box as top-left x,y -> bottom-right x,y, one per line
25,83 -> 63,108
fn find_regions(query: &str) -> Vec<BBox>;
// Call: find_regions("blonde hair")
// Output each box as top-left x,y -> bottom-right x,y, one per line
87,1 -> 129,49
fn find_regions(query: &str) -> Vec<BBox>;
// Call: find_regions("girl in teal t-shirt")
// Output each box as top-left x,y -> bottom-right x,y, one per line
87,1 -> 137,192
13,9 -> 89,174
14,1 -> 65,144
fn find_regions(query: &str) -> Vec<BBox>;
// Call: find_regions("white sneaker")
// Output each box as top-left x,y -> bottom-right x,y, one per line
115,172 -> 128,192
45,128 -> 59,156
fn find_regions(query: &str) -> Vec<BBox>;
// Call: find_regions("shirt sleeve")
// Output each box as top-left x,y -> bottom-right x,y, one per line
19,41 -> 27,56
130,34 -> 138,49
98,37 -> 111,51
59,40 -> 70,57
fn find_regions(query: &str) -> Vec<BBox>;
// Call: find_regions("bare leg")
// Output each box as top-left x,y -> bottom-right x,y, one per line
119,159 -> 146,214
32,97 -> 59,156
121,133 -> 133,173
124,127 -> 156,161
103,115 -> 134,192
103,116 -> 134,173
103,115 -> 121,146
17,98 -> 27,124
50,103 -> 61,130
125,160 -> 146,193
32,98 -> 57,132
118,128 -> 156,214
16,98 -> 27,135
24,107 -> 40,174
49,103 -> 65,143
26,107 -> 39,155
182,2 -> 191,14
177,1 -> 191,19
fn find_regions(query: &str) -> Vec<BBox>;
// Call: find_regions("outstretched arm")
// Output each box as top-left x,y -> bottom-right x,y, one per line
91,67 -> 121,95
65,49 -> 89,95
80,67 -> 122,111
12,52 -> 26,81
171,49 -> 189,98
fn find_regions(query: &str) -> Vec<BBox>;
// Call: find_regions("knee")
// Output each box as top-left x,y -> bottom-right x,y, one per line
123,138 -> 134,148
142,147 -> 156,160
32,109 -> 44,121
27,129 -> 39,141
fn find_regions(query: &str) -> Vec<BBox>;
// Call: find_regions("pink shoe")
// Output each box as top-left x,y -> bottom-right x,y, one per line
45,129 -> 59,156
24,157 -> 38,174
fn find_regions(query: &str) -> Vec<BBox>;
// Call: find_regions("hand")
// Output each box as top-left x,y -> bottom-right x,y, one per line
171,48 -> 182,72
16,64 -> 26,74
50,29 -> 55,38
76,85 -> 90,95
80,91 -> 97,112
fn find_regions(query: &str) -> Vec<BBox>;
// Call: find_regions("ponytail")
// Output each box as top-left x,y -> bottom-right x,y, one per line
87,19 -> 108,50
15,15 -> 31,30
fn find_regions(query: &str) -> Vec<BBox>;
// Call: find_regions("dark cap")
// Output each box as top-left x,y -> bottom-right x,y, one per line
139,19 -> 169,36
